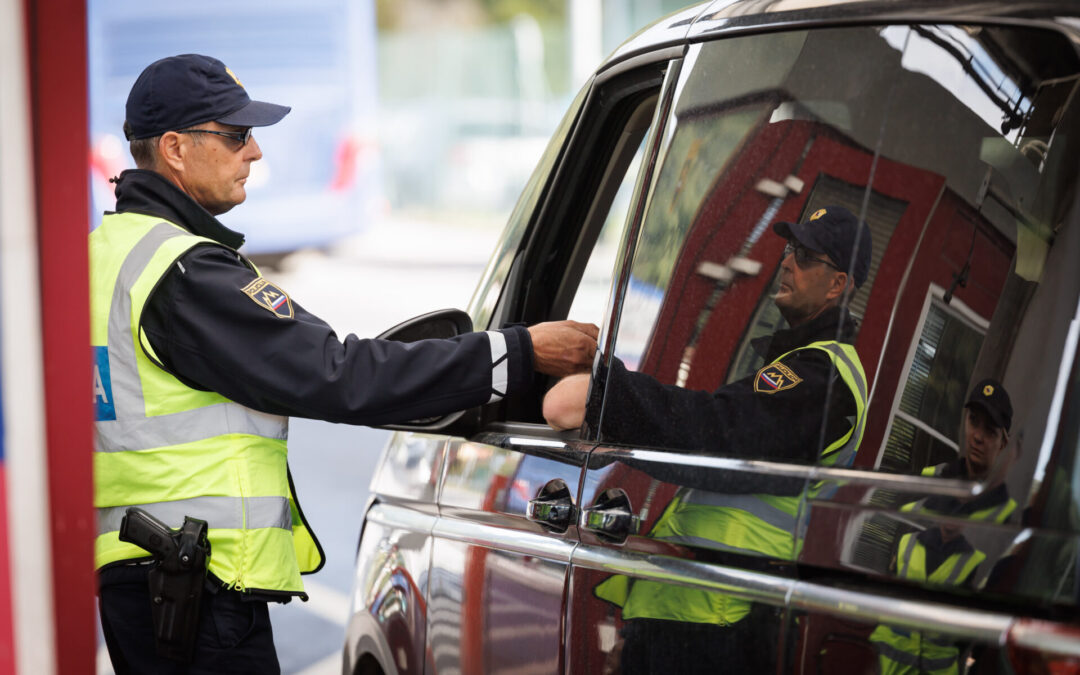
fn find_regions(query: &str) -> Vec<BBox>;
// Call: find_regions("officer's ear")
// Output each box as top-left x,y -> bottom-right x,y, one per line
157,131 -> 187,173
826,270 -> 849,302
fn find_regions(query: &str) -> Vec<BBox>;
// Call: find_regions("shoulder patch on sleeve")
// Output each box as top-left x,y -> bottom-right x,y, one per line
241,278 -> 294,319
754,362 -> 802,394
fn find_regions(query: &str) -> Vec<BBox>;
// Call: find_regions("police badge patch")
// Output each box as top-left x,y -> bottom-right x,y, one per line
754,362 -> 803,394
242,278 -> 294,319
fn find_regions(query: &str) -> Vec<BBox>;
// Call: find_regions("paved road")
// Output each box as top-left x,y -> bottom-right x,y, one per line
97,216 -> 499,674
268,419 -> 386,674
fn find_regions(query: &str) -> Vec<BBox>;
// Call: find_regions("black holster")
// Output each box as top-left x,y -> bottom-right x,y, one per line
118,507 -> 211,662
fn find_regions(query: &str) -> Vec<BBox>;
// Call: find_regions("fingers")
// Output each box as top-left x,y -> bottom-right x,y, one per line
565,320 -> 600,340
532,320 -> 599,339
527,321 -> 599,378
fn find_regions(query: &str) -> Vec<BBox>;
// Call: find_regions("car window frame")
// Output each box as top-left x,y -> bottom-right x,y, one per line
474,51 -> 682,430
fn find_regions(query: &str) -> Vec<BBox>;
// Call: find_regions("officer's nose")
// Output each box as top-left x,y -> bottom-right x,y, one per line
246,136 -> 263,162
781,249 -> 796,272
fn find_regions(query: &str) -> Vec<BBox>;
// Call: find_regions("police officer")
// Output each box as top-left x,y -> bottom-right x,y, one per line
92,54 -> 598,674
545,205 -> 872,674
544,204 -> 871,462
871,380 -> 1016,675
903,379 -> 1018,523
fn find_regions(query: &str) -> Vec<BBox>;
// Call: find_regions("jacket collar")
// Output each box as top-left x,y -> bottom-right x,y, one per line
109,169 -> 246,250
752,305 -> 858,362
920,458 -> 1013,517
916,525 -> 976,557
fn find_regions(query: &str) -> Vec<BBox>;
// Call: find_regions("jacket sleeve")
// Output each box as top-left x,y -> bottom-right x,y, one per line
597,349 -> 854,464
140,245 -> 534,425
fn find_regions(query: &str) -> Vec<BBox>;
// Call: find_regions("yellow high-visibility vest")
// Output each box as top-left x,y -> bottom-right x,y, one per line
91,212 -> 323,594
868,533 -> 985,675
595,341 -> 867,625
903,464 -> 1017,523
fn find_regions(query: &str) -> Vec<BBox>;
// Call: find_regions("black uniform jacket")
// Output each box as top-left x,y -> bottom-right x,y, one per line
598,306 -> 860,465
110,169 -> 534,426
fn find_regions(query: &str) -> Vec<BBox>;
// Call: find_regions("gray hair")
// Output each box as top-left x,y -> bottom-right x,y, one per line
123,120 -> 203,170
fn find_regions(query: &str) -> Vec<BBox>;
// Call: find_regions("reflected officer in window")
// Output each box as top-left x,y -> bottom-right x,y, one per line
545,205 -> 872,465
545,206 -> 872,674
870,381 -> 1016,675
903,379 -> 1017,523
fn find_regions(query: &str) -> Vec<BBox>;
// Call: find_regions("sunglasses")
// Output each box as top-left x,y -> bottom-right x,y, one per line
176,127 -> 253,149
783,241 -> 841,271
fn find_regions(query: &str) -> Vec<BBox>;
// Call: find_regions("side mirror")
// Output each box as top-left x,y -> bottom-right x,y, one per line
375,308 -> 473,343
375,308 -> 476,432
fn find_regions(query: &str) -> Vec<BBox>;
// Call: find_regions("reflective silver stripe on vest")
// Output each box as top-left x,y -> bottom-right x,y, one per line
875,639 -> 958,671
96,403 -> 287,452
671,489 -> 798,534
904,498 -> 929,514
898,536 -> 917,578
974,500 -> 1014,524
94,222 -> 287,451
813,342 -> 867,468
97,495 -> 292,535
941,551 -> 979,587
107,222 -> 186,419
899,537 -> 979,588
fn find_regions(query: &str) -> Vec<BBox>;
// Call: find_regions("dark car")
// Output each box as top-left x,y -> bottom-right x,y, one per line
345,2 -> 1080,673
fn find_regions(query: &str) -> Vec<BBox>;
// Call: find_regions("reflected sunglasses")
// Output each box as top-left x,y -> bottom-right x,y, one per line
176,127 -> 253,148
783,241 -> 841,271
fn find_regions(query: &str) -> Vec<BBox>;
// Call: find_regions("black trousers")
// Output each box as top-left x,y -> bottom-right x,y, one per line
98,564 -> 281,675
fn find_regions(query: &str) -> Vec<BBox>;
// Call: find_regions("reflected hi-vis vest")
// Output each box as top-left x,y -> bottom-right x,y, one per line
91,212 -> 323,595
869,533 -> 985,675
901,463 -> 1017,524
595,341 -> 867,625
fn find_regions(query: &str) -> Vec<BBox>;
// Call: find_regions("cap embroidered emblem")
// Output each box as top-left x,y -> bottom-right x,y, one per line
809,208 -> 827,221
983,384 -> 994,397
225,66 -> 244,88
754,362 -> 803,394
242,278 -> 293,319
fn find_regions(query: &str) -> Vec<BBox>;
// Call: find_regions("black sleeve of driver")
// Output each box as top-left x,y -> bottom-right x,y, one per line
139,245 -> 534,426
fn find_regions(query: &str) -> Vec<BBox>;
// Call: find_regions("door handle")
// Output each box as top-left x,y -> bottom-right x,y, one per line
580,488 -> 639,543
527,479 -> 576,533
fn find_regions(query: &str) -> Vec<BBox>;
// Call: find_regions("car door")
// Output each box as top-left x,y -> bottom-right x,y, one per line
563,31 -> 855,671
417,55 -> 677,674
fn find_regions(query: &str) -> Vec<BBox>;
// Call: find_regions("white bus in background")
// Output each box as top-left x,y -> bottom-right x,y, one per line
87,0 -> 382,259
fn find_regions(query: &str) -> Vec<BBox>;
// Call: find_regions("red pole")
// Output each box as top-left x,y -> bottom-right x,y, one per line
24,0 -> 95,671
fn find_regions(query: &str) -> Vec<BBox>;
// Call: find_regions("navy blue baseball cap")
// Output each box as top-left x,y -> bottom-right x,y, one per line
124,54 -> 290,140
773,205 -> 873,288
965,378 -> 1013,432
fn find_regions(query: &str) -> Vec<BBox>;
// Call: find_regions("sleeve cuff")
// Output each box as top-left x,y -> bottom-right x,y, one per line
491,325 -> 534,398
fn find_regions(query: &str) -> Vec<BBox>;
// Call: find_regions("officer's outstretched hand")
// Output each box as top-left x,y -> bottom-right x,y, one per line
543,373 -> 590,430
527,320 -> 599,378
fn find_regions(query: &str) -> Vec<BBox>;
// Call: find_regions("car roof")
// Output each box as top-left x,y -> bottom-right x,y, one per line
600,0 -> 1080,75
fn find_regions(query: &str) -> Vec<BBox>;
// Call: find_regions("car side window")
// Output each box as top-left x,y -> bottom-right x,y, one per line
595,22 -> 1080,501
480,62 -> 668,426
566,136 -> 647,325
